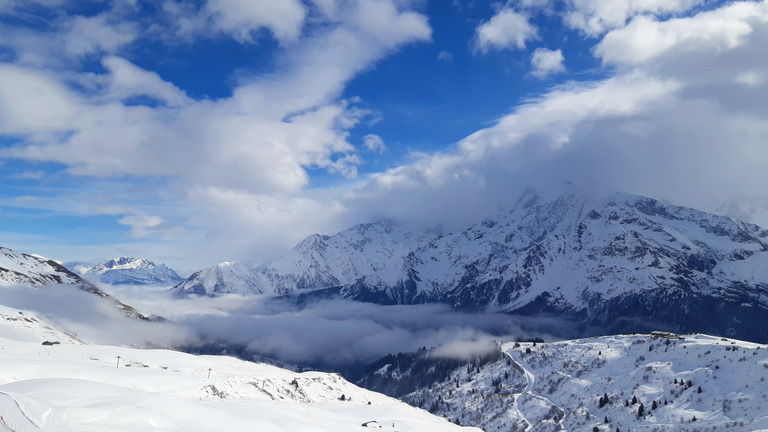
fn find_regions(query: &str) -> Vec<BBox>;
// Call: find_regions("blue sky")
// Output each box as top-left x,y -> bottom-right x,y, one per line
1,0 -> 768,273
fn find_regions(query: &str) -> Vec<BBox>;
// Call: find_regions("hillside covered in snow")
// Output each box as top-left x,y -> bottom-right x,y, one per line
0,304 -> 479,432
356,333 -> 768,431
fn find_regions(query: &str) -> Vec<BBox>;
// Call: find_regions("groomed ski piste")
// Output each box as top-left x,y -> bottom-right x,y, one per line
0,305 -> 479,432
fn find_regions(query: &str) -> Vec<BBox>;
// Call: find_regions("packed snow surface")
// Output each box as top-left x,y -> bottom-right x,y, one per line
0,305 -> 476,432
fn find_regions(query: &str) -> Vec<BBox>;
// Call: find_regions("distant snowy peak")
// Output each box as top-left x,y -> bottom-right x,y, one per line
0,247 -> 154,320
92,257 -> 156,272
171,262 -> 269,298
263,219 -> 440,295
70,257 -> 183,286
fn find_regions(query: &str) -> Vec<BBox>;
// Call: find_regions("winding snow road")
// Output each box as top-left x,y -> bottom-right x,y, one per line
505,349 -> 567,431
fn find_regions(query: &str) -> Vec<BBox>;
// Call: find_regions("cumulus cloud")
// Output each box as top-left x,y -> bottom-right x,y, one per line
594,2 -> 767,67
364,134 -> 386,153
474,7 -> 538,52
530,47 -> 565,78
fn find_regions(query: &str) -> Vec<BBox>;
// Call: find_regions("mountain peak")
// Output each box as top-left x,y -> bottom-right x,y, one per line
171,261 -> 268,298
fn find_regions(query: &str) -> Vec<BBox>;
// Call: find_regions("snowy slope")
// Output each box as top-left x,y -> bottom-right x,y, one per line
0,247 -> 152,320
68,257 -> 183,286
171,262 -> 270,298
0,247 -> 83,287
0,305 -> 479,432
369,334 -> 768,432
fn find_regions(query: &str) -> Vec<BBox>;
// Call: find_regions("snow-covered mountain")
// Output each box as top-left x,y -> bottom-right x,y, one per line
357,333 -> 768,431
171,261 -> 269,298
171,221 -> 439,299
0,304 -> 479,432
68,257 -> 183,285
263,219 -> 439,296
0,246 -> 153,320
226,189 -> 768,342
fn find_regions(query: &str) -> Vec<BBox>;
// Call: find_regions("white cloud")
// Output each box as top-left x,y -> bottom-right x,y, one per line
0,64 -> 79,137
0,0 -> 432,267
474,7 -> 538,53
437,50 -> 453,61
101,56 -> 191,107
204,0 -> 307,44
564,0 -> 705,36
5,0 -> 768,275
344,0 -> 768,233
9,171 -> 45,180
429,339 -> 499,361
119,213 -> 182,239
62,13 -> 139,56
530,47 -> 565,78
595,3 -> 767,67
364,134 -> 386,153
736,70 -> 765,86
0,8 -> 138,68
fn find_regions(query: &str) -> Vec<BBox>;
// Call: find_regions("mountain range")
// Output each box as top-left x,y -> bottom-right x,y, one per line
171,189 -> 768,343
67,257 -> 183,286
